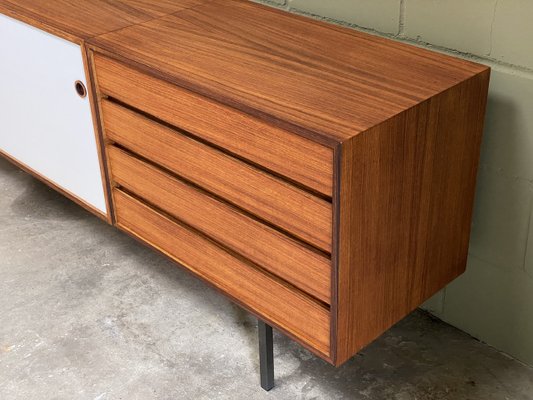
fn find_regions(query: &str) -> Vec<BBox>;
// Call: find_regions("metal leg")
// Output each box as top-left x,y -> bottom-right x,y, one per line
258,319 -> 274,391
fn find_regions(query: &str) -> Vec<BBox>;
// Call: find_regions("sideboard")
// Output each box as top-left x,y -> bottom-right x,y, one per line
0,0 -> 490,390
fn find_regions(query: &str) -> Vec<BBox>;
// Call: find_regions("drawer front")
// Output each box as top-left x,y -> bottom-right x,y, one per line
0,14 -> 107,214
102,100 -> 332,252
107,146 -> 331,303
93,53 -> 334,197
113,189 -> 331,356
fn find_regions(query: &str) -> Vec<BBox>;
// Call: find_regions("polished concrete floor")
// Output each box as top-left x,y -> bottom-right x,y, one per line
1,157 -> 533,400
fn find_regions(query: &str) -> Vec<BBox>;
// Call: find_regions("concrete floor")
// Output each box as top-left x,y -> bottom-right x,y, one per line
1,157 -> 533,400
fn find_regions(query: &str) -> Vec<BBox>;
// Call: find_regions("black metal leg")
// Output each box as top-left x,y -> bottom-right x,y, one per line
258,319 -> 274,391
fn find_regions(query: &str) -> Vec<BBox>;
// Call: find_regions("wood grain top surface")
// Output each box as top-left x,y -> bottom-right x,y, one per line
88,0 -> 489,142
0,0 -> 208,42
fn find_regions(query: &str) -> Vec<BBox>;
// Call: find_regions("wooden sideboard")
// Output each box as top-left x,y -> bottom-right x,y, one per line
0,0 -> 490,389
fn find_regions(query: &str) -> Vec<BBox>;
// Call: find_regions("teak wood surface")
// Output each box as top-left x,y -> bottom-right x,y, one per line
93,54 -> 334,197
107,145 -> 331,304
82,46 -> 113,223
2,0 -> 491,367
113,189 -> 331,357
335,70 -> 490,365
0,0 -> 208,43
88,0 -> 488,144
100,99 -> 332,252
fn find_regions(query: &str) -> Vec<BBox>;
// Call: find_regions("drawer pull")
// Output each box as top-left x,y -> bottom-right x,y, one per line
74,80 -> 87,98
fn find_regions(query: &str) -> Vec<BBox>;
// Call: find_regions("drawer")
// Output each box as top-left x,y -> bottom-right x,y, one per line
108,146 -> 331,303
93,53 -> 334,197
101,100 -> 332,252
113,189 -> 331,356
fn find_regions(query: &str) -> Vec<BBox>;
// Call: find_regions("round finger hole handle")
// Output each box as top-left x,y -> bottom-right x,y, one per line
74,80 -> 87,98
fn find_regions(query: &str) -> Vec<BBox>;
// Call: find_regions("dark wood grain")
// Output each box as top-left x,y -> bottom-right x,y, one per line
113,188 -> 331,356
101,99 -> 332,252
334,69 -> 490,366
88,0 -> 488,143
0,0 -> 208,43
107,145 -> 332,303
93,54 -> 334,197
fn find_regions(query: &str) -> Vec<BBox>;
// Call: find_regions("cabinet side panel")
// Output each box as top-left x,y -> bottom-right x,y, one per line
335,69 -> 490,365
83,45 -> 114,223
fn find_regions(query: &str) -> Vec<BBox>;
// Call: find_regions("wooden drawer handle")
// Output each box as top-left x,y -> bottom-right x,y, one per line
74,80 -> 87,98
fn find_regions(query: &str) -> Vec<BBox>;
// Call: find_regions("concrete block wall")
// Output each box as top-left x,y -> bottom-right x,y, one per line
252,0 -> 533,367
